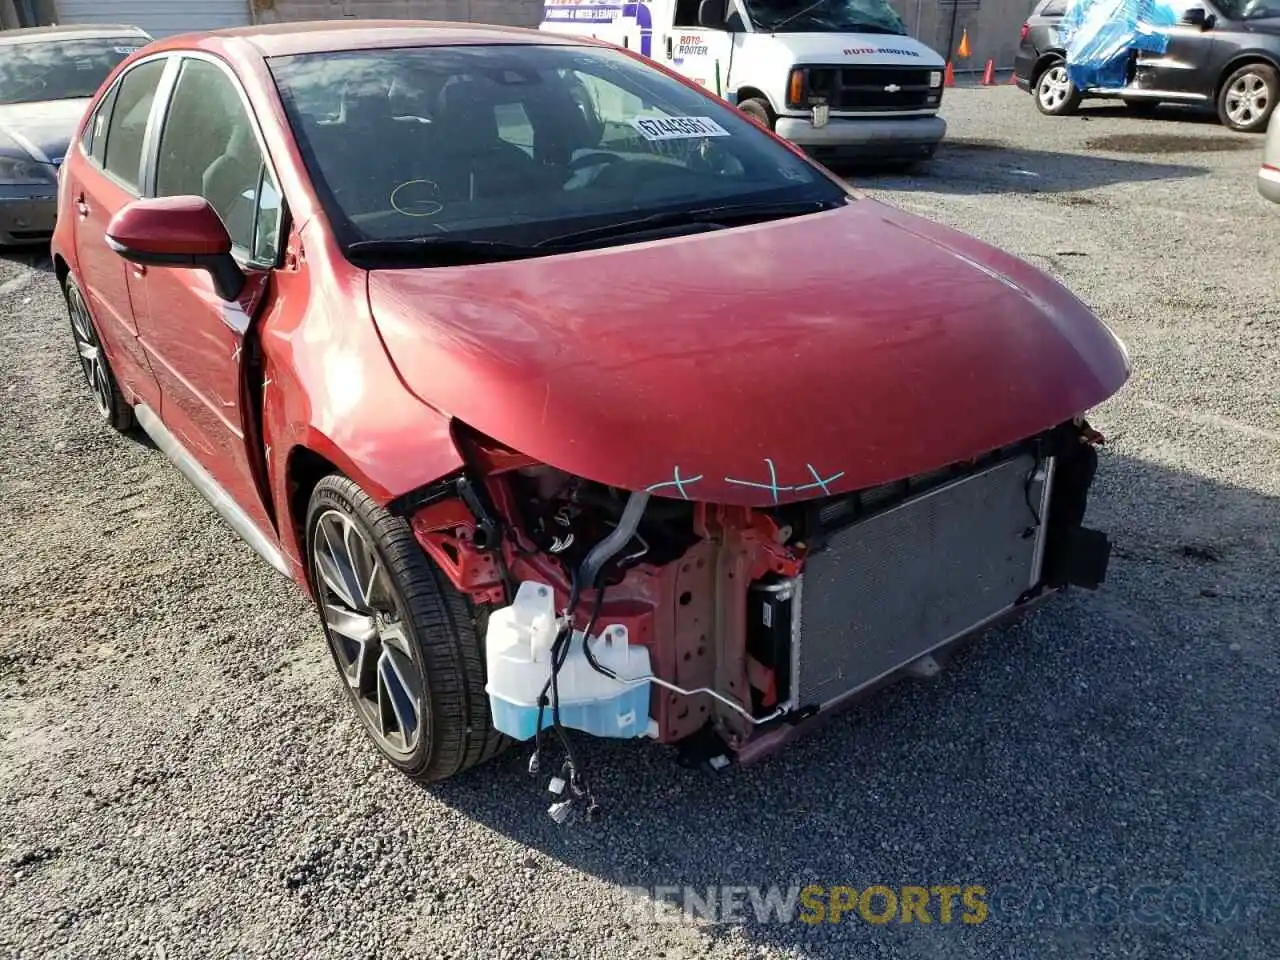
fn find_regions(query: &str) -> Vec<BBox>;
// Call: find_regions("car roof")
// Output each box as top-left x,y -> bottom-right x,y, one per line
0,24 -> 151,45
157,19 -> 584,59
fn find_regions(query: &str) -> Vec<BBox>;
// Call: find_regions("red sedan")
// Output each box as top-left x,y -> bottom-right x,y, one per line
53,21 -> 1129,798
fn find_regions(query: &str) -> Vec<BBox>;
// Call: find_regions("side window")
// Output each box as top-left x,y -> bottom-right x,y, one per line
252,166 -> 282,264
155,58 -> 277,258
673,0 -> 703,26
102,59 -> 166,190
81,83 -> 118,164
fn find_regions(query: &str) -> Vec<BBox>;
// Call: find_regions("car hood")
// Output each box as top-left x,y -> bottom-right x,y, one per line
368,199 -> 1129,506
0,98 -> 90,166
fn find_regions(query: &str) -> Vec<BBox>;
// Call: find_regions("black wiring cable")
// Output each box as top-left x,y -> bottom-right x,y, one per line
580,579 -> 616,680
547,574 -> 581,778
531,572 -> 580,775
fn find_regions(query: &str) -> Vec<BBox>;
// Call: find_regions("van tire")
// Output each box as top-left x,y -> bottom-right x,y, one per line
738,97 -> 775,131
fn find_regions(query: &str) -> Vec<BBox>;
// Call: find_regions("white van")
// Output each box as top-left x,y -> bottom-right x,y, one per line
540,0 -> 948,164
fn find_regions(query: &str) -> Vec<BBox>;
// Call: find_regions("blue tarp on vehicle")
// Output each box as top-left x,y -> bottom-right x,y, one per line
1061,0 -> 1181,89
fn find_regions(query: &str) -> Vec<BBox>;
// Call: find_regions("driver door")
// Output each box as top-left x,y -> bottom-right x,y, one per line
661,0 -> 737,96
128,54 -> 284,540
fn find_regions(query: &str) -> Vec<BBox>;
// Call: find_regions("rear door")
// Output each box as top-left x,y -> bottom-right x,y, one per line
128,53 -> 284,539
70,55 -> 171,411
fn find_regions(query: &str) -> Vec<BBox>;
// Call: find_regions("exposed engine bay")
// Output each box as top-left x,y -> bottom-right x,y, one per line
401,417 -> 1111,812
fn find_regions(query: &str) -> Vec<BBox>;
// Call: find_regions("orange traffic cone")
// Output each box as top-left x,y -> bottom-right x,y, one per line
981,59 -> 995,85
957,28 -> 971,59
944,61 -> 955,87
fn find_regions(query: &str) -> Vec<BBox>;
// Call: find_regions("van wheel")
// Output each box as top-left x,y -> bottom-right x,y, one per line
1035,61 -> 1082,116
738,97 -> 775,131
1217,63 -> 1277,133
306,474 -> 507,784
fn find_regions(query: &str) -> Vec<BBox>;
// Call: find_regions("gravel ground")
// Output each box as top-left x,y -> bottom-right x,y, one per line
1,86 -> 1277,960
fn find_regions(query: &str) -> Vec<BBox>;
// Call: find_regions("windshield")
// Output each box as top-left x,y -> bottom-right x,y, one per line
0,37 -> 145,105
267,44 -> 843,255
743,0 -> 908,33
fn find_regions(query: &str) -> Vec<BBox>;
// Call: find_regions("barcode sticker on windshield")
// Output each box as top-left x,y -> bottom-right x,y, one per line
630,116 -> 731,141
113,46 -> 142,54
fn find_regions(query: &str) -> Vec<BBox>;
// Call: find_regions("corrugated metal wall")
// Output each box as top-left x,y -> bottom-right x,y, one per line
254,0 -> 1037,70
55,0 -> 251,37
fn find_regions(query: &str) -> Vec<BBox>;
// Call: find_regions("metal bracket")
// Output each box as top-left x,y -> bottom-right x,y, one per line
455,475 -> 500,550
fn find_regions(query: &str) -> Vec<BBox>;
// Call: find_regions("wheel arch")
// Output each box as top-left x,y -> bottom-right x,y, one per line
735,85 -> 776,115
1215,52 -> 1280,98
278,429 -> 466,592
286,444 -> 341,587
1032,50 -> 1066,88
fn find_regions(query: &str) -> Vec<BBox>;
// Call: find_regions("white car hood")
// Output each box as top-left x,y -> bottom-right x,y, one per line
755,32 -> 944,68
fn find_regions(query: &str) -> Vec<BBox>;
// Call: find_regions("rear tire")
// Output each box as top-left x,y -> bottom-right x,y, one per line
62,275 -> 133,433
1217,63 -> 1278,133
737,96 -> 775,131
1035,60 -> 1083,116
306,475 -> 507,784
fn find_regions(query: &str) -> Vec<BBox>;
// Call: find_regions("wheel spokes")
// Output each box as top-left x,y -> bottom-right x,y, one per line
66,290 -> 110,416
316,514 -> 364,610
378,619 -> 412,657
377,646 -> 421,750
312,507 -> 423,757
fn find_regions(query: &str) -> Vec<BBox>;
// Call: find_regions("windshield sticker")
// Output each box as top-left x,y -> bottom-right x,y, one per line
630,116 -> 730,141
112,45 -> 142,54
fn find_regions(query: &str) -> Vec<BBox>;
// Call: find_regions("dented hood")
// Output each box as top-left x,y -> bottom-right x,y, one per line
368,199 -> 1129,506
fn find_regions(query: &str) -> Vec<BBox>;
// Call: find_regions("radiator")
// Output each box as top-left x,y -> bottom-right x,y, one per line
790,452 -> 1054,711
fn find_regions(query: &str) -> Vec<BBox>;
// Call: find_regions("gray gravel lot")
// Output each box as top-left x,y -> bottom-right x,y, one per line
1,86 -> 1277,960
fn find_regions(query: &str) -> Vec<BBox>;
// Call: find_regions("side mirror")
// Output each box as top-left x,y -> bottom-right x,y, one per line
698,0 -> 728,28
1180,7 -> 1211,27
106,196 -> 244,301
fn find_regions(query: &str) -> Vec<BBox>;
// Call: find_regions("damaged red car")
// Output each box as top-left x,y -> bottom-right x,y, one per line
53,21 -> 1129,798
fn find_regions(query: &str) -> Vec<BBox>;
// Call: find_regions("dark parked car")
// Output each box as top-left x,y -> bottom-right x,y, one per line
0,24 -> 151,245
1014,0 -> 1280,132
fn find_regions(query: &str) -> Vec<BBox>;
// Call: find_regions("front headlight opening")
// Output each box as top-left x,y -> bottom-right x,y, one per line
0,155 -> 54,186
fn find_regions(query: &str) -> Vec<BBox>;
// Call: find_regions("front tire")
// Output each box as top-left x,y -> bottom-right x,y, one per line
62,275 -> 133,432
737,96 -> 775,131
1035,61 -> 1083,116
306,475 -> 506,783
1217,63 -> 1278,133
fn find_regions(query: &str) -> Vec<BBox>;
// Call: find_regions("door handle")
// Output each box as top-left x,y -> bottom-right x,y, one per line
74,193 -> 89,218
666,36 -> 673,58
130,264 -> 147,278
